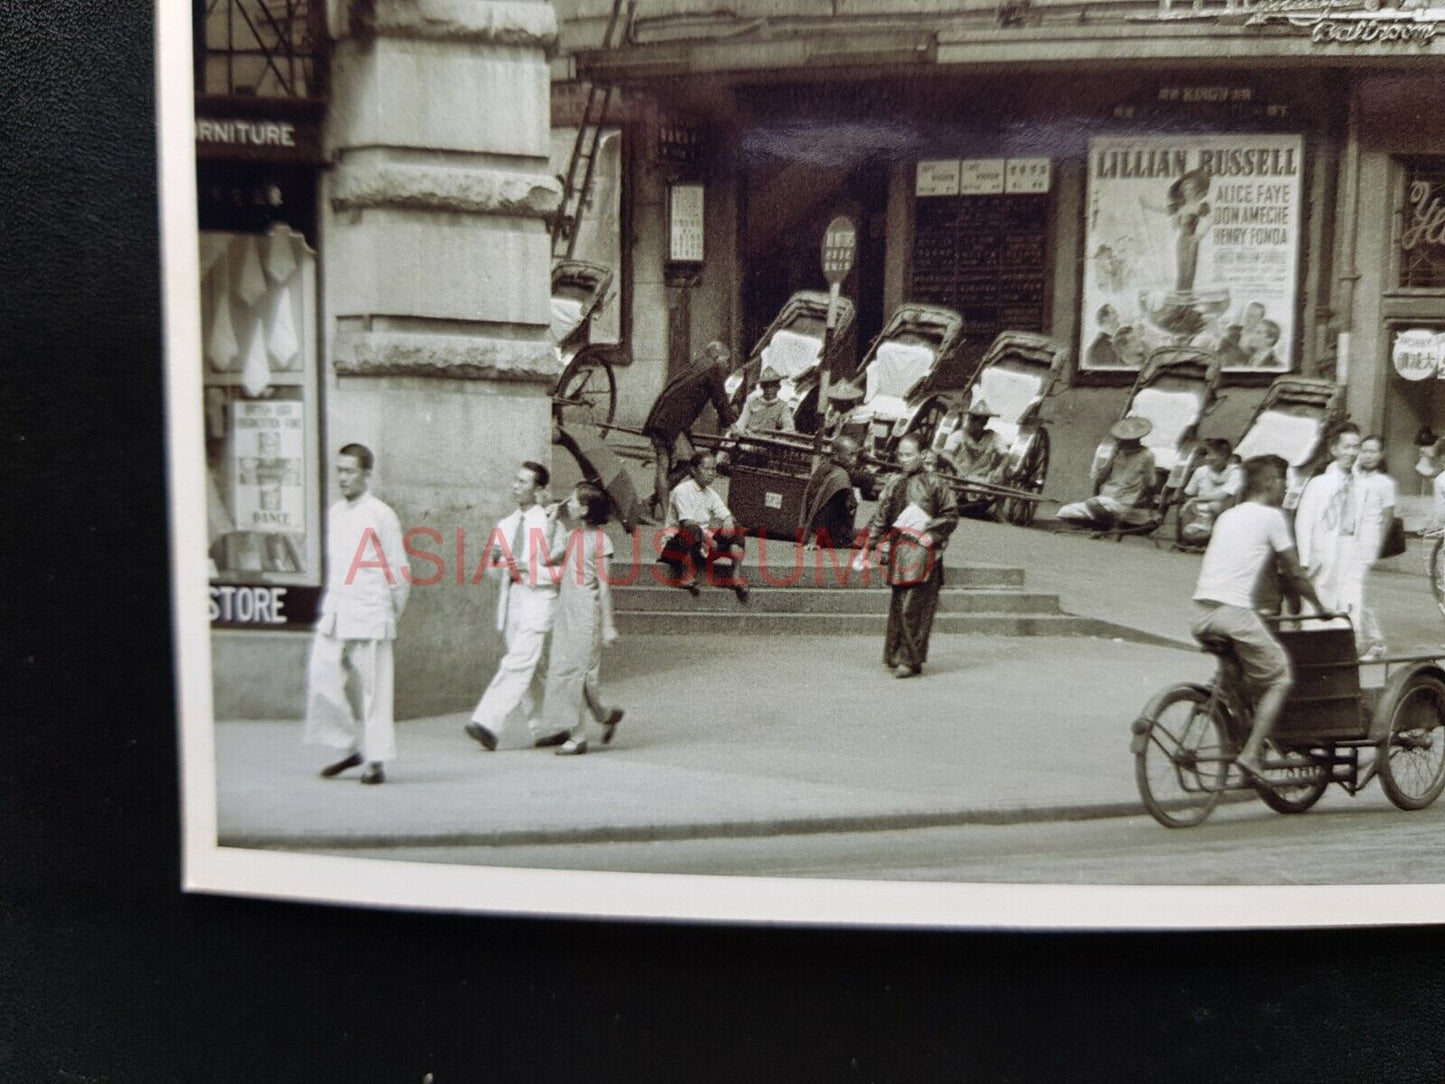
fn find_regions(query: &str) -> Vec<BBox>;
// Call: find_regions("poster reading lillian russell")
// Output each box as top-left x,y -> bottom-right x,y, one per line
1081,134 -> 1304,373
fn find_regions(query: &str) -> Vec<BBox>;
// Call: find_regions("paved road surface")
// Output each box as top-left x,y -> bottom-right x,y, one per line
339,790 -> 1445,884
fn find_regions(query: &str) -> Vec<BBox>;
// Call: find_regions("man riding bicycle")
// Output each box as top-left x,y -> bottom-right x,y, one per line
1192,454 -> 1322,779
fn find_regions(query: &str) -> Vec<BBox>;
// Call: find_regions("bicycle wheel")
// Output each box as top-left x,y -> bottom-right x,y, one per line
553,347 -> 618,427
1378,671 -> 1445,811
1134,684 -> 1229,828
1430,535 -> 1445,620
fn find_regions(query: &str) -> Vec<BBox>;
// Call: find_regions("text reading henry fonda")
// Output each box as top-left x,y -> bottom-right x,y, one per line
336,525 -> 940,588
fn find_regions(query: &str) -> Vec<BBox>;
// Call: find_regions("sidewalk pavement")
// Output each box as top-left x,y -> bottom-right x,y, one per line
217,634 -> 1212,850
215,509 -> 1445,851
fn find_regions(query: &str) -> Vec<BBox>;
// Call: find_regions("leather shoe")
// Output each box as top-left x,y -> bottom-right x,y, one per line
464,722 -> 498,751
360,763 -> 385,785
733,583 -> 750,604
320,752 -> 363,778
600,708 -> 624,746
893,664 -> 921,679
534,731 -> 569,748
555,739 -> 588,756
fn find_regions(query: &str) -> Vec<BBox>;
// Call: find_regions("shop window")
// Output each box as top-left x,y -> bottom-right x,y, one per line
201,225 -> 322,627
1399,158 -> 1445,291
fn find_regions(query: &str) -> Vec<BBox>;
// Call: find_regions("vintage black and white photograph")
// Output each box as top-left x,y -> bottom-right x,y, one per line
162,0 -> 1445,925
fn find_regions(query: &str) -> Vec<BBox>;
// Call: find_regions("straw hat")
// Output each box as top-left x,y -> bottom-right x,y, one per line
966,398 -> 997,418
758,366 -> 783,385
826,378 -> 864,403
1110,416 -> 1153,442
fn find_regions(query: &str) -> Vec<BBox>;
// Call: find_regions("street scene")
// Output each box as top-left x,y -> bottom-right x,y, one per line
184,0 -> 1445,909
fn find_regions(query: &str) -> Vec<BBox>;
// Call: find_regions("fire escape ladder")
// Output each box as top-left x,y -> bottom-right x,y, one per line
553,0 -> 636,260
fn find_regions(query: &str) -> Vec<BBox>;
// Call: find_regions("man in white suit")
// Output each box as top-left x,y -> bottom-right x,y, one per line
465,460 -> 567,752
306,443 -> 410,785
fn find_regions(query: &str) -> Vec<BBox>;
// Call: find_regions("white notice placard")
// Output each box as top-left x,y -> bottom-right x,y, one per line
916,160 -> 961,197
1005,157 -> 1052,194
960,159 -> 1006,195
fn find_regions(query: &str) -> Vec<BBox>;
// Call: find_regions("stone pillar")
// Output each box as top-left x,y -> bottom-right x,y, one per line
323,0 -> 563,718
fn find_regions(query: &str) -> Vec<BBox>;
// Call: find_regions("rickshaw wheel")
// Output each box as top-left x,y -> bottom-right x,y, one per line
552,347 -> 618,427
1429,535 -> 1445,620
1001,428 -> 1050,527
1135,685 -> 1228,828
905,395 -> 950,450
1377,672 -> 1445,811
1251,753 -> 1329,814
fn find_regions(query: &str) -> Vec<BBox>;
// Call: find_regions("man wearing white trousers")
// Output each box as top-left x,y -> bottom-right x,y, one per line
306,443 -> 410,785
465,460 -> 567,752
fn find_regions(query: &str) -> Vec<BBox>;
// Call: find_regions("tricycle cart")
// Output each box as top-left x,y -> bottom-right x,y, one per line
1132,613 -> 1445,828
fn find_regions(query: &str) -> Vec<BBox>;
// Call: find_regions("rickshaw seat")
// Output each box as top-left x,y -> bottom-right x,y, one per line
761,328 -> 823,380
976,365 -> 1044,425
1234,409 -> 1321,467
865,340 -> 935,403
549,296 -> 587,345
1129,387 -> 1203,471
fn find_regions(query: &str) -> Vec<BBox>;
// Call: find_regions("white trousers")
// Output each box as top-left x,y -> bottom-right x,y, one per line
304,632 -> 396,763
471,587 -> 555,739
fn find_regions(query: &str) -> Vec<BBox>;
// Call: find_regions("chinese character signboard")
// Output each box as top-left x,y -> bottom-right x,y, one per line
1393,327 -> 1445,382
1081,133 -> 1304,373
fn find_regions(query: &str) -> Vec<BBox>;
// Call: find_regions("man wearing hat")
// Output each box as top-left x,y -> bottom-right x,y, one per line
642,340 -> 737,521
821,377 -> 865,438
941,398 -> 1004,482
1057,416 -> 1159,529
733,366 -> 795,436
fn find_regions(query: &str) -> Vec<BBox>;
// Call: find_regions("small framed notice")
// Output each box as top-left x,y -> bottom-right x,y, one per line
916,159 -> 961,197
668,182 -> 705,263
960,158 -> 1006,195
1005,157 -> 1052,194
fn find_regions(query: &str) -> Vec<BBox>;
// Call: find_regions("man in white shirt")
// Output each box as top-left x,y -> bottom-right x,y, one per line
659,451 -> 749,602
465,460 -> 568,752
307,443 -> 411,785
1179,438 -> 1242,544
1192,454 -> 1321,778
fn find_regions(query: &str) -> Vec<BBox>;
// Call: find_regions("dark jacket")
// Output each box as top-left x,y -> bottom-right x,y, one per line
643,361 -> 735,441
866,467 -> 960,552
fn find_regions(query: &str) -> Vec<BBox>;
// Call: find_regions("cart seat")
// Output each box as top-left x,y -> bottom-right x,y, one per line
1235,409 -> 1321,467
761,328 -> 824,381
976,365 -> 1047,448
1128,387 -> 1205,471
549,296 -> 587,345
865,340 -> 935,400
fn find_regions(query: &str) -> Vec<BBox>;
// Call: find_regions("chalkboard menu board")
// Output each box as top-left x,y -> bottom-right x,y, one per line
910,192 -> 1051,345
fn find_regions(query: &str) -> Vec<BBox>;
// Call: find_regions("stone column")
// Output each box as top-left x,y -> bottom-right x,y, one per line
323,0 -> 563,718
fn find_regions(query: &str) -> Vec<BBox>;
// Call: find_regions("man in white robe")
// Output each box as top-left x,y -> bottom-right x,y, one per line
1294,425 -> 1365,642
306,443 -> 410,785
464,460 -> 567,751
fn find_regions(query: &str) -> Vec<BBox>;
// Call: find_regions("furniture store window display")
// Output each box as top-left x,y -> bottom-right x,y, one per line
201,225 -> 322,617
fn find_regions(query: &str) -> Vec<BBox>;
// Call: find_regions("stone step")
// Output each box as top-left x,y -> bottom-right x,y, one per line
604,561 -> 1025,591
612,611 -> 1113,637
611,586 -> 1061,615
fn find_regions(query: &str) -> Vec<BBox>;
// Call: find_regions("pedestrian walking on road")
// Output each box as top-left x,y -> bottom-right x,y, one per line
538,483 -> 625,756
1294,423 -> 1376,652
853,432 -> 959,678
465,460 -> 567,753
1351,434 -> 1398,658
306,443 -> 410,785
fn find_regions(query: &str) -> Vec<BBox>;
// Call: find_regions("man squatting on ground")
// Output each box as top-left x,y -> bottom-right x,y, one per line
660,451 -> 750,602
853,433 -> 959,679
1056,416 -> 1157,530
1192,454 -> 1322,779
464,460 -> 569,752
642,340 -> 736,522
307,444 -> 410,785
802,434 -> 862,550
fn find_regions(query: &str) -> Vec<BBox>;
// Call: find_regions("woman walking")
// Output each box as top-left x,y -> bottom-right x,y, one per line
540,482 -> 624,756
1353,434 -> 1398,658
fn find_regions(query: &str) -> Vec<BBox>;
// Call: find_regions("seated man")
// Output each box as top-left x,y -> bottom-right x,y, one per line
733,367 -> 795,436
1178,438 -> 1241,545
1057,417 -> 1158,530
802,435 -> 862,551
658,451 -> 749,603
941,399 -> 1004,481
820,378 -> 865,439
642,341 -> 736,521
1192,454 -> 1322,778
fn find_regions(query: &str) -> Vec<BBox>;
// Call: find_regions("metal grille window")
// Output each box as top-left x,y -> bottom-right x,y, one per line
1399,158 -> 1445,291
195,0 -> 329,100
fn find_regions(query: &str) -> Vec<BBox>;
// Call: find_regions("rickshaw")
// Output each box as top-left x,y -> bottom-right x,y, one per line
837,302 -> 967,462
1132,613 -> 1445,828
725,291 -> 858,435
1232,375 -> 1348,511
550,259 -> 624,427
1082,347 -> 1224,536
930,332 -> 1069,527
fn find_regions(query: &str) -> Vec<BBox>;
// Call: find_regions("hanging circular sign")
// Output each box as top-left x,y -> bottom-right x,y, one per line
1393,327 -> 1445,382
821,216 -> 858,285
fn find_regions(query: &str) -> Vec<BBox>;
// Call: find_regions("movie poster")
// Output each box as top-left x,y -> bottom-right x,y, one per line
1081,133 -> 1304,372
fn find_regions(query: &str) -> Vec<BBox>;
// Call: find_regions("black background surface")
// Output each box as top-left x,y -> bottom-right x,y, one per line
5,4 -> 1445,1081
